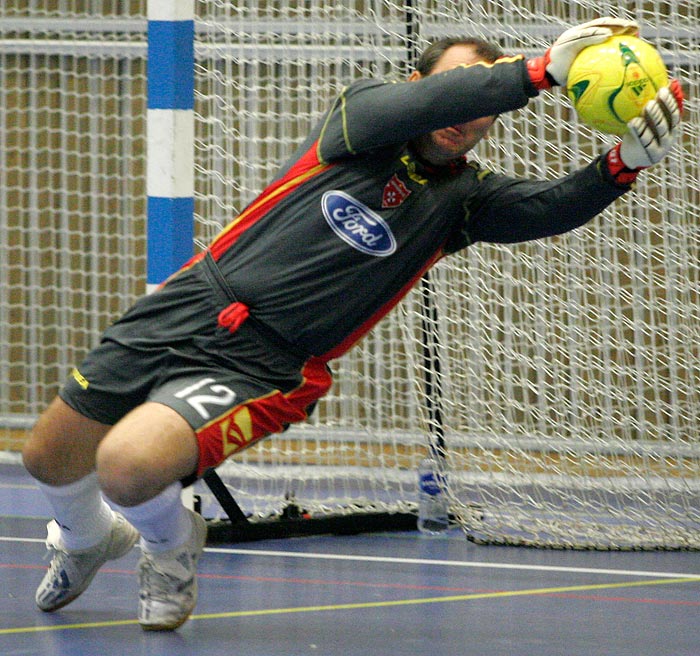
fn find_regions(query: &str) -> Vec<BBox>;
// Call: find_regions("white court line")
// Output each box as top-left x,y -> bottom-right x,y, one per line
0,537 -> 50,545
207,546 -> 700,580
3,535 -> 700,580
0,483 -> 36,490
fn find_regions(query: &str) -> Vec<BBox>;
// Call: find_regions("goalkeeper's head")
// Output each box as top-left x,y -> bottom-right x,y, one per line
414,37 -> 503,76
409,37 -> 503,166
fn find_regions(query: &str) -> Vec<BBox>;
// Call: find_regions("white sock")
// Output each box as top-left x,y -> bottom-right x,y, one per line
37,472 -> 115,551
113,482 -> 192,554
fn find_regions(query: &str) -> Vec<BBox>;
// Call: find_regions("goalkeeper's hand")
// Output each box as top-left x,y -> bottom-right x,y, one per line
527,17 -> 639,90
605,79 -> 684,186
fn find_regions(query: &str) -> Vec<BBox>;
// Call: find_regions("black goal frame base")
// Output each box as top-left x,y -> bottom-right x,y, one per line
200,468 -> 417,544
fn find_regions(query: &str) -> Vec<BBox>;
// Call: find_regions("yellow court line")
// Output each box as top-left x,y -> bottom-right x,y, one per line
195,577 -> 700,621
1,576 -> 698,636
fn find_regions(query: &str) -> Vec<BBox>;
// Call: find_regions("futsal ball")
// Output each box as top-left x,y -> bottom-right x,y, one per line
566,35 -> 668,135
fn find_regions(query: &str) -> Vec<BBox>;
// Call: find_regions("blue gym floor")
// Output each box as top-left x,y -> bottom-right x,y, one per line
1,460 -> 699,655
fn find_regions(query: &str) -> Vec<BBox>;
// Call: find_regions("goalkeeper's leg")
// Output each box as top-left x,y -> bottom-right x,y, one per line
24,396 -> 205,630
23,397 -> 139,612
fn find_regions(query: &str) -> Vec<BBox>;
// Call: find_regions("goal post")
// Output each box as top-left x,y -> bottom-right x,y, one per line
1,1 -> 699,549
146,0 -> 195,293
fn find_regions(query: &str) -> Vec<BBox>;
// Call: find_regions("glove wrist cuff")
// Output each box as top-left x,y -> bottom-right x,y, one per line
605,144 -> 642,186
526,57 -> 555,91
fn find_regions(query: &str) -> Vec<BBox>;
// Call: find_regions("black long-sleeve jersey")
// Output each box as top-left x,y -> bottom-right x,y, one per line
204,55 -> 628,361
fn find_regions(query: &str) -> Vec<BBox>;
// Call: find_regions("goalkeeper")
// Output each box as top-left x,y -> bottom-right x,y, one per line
22,17 -> 684,631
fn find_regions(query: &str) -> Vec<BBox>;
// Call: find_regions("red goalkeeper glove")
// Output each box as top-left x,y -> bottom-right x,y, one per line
605,79 -> 684,186
527,17 -> 639,90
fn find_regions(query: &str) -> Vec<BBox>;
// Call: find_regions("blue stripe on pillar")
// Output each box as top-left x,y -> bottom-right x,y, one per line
147,196 -> 195,285
147,20 -> 195,110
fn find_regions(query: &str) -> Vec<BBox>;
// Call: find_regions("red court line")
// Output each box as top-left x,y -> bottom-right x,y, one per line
0,562 -> 485,593
2,563 -> 698,608
548,592 -> 700,606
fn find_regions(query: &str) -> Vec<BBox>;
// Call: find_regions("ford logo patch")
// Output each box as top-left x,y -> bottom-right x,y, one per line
322,191 -> 396,257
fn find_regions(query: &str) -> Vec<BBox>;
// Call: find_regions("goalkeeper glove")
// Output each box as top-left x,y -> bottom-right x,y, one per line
527,17 -> 639,90
605,79 -> 684,186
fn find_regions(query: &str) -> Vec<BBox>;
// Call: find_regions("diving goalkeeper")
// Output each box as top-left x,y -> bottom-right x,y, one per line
22,17 -> 683,631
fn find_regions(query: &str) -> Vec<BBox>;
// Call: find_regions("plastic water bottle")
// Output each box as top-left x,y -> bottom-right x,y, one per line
417,456 -> 449,535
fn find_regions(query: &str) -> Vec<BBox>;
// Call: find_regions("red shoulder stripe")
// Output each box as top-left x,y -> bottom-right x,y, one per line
209,142 -> 332,260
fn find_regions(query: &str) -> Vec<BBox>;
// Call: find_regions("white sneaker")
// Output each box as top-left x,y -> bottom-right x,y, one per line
36,512 -> 139,612
137,509 -> 207,631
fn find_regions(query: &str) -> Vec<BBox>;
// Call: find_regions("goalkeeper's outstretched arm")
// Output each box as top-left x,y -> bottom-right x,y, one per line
460,79 -> 683,246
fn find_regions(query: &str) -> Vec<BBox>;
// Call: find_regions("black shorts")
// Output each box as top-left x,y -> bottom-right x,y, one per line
59,256 -> 332,476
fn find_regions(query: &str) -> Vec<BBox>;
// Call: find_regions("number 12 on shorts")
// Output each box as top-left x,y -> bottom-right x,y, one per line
174,377 -> 237,421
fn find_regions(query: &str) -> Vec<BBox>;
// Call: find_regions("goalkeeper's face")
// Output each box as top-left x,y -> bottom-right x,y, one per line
409,44 -> 496,165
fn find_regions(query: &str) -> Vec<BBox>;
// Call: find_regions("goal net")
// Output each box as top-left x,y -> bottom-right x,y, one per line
2,1 -> 699,549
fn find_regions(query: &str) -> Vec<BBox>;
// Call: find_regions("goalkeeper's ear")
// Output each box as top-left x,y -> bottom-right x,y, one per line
603,78 -> 684,186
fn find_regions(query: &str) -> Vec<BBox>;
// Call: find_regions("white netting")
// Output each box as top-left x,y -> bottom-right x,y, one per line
193,1 -> 700,548
2,1 -> 699,548
0,3 -> 147,436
